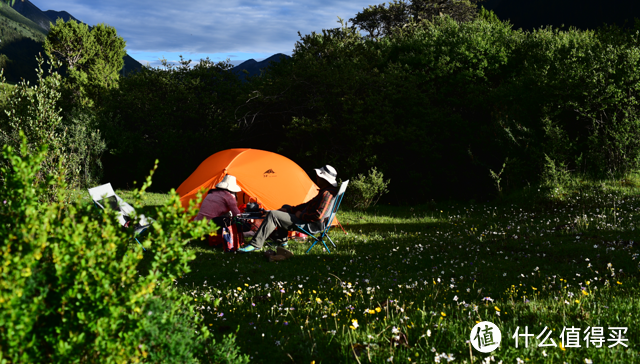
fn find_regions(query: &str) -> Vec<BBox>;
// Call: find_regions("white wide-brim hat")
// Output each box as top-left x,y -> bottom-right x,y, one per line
315,165 -> 338,187
216,175 -> 242,192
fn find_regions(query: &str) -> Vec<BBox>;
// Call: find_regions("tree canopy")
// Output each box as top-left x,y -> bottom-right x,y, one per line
44,19 -> 125,108
350,0 -> 484,39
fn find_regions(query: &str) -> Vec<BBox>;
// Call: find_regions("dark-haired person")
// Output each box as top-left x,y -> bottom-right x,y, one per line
194,175 -> 242,232
239,165 -> 338,252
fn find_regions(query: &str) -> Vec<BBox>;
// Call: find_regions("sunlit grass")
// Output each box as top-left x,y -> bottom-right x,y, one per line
93,179 -> 640,363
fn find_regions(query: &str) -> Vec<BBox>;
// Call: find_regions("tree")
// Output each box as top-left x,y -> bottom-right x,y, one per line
349,1 -> 410,40
477,6 -> 501,23
350,0 -> 484,39
410,0 -> 483,23
44,19 -> 125,109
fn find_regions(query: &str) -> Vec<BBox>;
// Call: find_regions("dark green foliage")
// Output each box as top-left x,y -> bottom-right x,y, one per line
495,23 -> 640,182
0,4 -> 47,84
203,332 -> 251,364
239,18 -> 513,202
478,5 -> 500,23
135,297 -> 201,364
0,37 -> 46,84
98,57 -> 246,191
62,107 -> 107,187
350,0 -> 483,39
0,132 -> 248,362
237,16 -> 640,203
0,56 -> 106,196
349,1 -> 410,40
0,56 -> 67,200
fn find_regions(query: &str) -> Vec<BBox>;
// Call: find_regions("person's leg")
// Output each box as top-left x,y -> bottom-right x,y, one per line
249,210 -> 304,249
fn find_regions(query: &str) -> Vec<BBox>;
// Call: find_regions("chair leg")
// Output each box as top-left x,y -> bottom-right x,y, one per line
320,238 -> 331,253
134,237 -> 146,251
305,237 -> 319,254
305,236 -> 331,254
326,235 -> 337,248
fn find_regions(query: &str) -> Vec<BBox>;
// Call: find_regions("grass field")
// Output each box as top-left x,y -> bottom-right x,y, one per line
92,178 -> 640,363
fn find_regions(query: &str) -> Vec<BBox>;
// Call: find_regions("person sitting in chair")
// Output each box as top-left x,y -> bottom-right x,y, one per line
194,175 -> 242,233
239,165 -> 338,252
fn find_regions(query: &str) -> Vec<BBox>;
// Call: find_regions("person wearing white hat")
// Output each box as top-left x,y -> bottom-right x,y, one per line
194,175 -> 242,232
239,165 -> 338,252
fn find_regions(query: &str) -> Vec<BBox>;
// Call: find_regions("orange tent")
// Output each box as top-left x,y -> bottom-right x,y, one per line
177,149 -> 320,211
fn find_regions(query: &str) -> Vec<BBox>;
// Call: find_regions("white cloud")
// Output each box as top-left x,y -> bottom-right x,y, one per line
36,0 -> 374,61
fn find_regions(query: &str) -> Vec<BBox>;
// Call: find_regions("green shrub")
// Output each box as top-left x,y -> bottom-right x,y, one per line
0,56 -> 67,201
202,331 -> 251,364
343,167 -> 390,210
62,107 -> 107,188
0,56 -> 106,199
134,297 -> 202,364
0,133 -> 241,362
541,154 -> 571,190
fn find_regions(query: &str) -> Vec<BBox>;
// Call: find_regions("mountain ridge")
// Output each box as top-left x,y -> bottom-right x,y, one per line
231,53 -> 290,82
6,0 -> 142,78
44,10 -> 81,25
8,0 -> 50,32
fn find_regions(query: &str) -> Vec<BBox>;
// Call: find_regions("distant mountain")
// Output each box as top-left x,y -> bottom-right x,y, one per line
482,0 -> 640,30
44,10 -> 81,25
1,0 -> 142,84
231,53 -> 290,82
0,3 -> 46,83
8,0 -> 50,32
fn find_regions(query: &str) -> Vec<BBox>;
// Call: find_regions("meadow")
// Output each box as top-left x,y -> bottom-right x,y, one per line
75,177 -> 640,364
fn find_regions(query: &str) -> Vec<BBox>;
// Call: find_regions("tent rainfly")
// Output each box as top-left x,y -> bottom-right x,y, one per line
176,149 -> 321,212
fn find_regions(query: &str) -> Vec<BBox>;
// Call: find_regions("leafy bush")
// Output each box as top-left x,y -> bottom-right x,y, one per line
343,167 -> 390,210
541,154 -> 571,190
203,331 -> 251,364
0,133 -> 243,362
0,56 -> 106,197
62,107 -> 107,188
134,297 -> 202,364
44,19 -> 126,109
0,56 -> 67,201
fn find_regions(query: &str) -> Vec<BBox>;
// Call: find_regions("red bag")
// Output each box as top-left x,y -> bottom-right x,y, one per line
222,221 -> 245,252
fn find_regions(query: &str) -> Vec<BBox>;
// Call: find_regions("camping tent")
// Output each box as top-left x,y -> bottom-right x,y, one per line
177,149 -> 320,211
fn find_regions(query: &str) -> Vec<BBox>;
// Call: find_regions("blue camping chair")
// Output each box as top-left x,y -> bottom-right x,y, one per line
294,180 -> 349,254
88,183 -> 153,251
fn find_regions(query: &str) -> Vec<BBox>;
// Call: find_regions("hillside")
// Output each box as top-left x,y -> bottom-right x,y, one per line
0,3 -> 46,83
0,0 -> 142,83
8,0 -> 50,32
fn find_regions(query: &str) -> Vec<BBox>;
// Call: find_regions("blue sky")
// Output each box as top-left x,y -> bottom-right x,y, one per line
35,0 -> 379,68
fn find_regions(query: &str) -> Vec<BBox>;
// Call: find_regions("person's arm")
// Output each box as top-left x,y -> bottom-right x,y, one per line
287,202 -> 306,214
225,193 -> 242,216
299,190 -> 333,222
